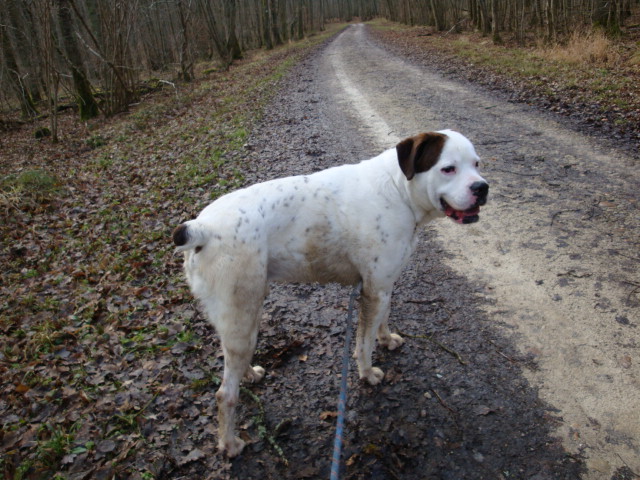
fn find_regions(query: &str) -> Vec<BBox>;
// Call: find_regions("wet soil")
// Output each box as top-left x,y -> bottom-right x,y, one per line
175,25 -> 639,479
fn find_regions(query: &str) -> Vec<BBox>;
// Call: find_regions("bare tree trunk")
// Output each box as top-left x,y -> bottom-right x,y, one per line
479,0 -> 491,35
516,0 -> 526,44
177,0 -> 194,81
491,0 -> 502,43
546,0 -> 556,42
0,3 -> 38,118
270,0 -> 283,45
430,0 -> 440,30
295,0 -> 304,40
262,0 -> 274,49
224,0 -> 242,60
7,1 -> 43,103
36,0 -> 60,141
57,0 -> 99,120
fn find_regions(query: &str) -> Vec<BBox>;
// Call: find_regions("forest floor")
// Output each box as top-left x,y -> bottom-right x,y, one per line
1,21 -> 639,480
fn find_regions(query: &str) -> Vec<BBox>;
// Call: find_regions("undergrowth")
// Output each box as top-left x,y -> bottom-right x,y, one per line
0,170 -> 61,212
538,29 -> 621,66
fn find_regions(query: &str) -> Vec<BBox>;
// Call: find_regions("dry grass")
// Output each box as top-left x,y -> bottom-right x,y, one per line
0,187 -> 21,214
539,29 -> 621,67
0,169 -> 61,213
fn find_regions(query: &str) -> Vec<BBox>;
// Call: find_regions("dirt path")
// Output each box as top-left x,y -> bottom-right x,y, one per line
318,24 -> 639,478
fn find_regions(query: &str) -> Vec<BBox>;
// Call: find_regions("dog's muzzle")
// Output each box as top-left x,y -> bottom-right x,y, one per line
441,181 -> 489,224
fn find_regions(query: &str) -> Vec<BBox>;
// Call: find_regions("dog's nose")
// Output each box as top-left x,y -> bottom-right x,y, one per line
470,181 -> 489,206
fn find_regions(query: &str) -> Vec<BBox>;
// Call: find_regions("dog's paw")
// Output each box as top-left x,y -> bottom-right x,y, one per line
360,367 -> 384,385
219,436 -> 246,458
381,333 -> 404,351
243,365 -> 265,383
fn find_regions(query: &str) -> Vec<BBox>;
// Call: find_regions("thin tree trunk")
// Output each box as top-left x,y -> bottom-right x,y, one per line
57,0 -> 99,120
177,0 -> 194,81
430,0 -> 440,30
491,0 -> 502,43
262,0 -> 274,49
225,0 -> 242,60
0,6 -> 38,118
38,0 -> 59,141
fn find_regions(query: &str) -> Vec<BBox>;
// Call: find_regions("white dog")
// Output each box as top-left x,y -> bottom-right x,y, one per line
173,130 -> 488,457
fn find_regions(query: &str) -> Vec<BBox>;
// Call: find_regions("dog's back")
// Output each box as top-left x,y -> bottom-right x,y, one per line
174,151 -> 402,286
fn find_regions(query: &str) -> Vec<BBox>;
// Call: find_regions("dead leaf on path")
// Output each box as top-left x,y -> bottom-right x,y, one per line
178,448 -> 206,466
619,355 -> 632,369
363,443 -> 381,456
475,405 -> 497,416
96,439 -> 117,453
319,411 -> 337,421
15,383 -> 30,394
296,464 -> 321,477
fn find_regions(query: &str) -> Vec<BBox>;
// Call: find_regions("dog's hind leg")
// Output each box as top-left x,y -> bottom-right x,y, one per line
355,287 -> 393,385
210,301 -> 264,457
215,333 -> 257,456
198,260 -> 267,457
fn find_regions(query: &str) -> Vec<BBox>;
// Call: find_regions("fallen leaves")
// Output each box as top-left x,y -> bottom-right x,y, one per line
618,355 -> 632,369
96,439 -> 117,454
177,448 -> 206,466
15,384 -> 30,395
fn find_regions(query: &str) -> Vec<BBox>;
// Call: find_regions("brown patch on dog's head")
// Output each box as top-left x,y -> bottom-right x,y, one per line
396,132 -> 447,180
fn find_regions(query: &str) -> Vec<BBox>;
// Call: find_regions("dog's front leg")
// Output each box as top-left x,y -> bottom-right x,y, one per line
355,288 -> 397,385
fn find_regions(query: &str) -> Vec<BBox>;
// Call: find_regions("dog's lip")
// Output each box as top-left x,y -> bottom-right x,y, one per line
440,198 -> 480,224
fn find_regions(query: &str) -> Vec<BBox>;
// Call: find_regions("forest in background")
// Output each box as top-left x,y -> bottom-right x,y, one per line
1,0 -> 639,131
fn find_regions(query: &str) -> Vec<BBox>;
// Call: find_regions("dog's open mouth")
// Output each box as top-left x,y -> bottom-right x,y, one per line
441,198 -> 480,224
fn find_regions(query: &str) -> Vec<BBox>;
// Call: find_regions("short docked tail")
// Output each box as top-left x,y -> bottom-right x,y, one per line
172,221 -> 211,252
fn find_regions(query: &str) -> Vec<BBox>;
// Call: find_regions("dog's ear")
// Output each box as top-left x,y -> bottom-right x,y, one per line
396,132 -> 447,180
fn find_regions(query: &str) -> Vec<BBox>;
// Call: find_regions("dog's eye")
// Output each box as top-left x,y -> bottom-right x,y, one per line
441,166 -> 456,174
475,161 -> 480,167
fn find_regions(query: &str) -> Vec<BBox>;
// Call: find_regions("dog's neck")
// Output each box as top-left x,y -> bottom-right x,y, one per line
387,159 -> 440,228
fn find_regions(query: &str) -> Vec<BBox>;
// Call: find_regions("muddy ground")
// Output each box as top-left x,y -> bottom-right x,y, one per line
189,24 -> 639,479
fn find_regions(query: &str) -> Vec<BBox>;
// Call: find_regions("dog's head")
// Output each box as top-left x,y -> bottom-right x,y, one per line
396,130 -> 488,224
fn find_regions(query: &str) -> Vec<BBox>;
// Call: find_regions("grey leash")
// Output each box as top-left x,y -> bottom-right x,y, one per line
330,281 -> 362,480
